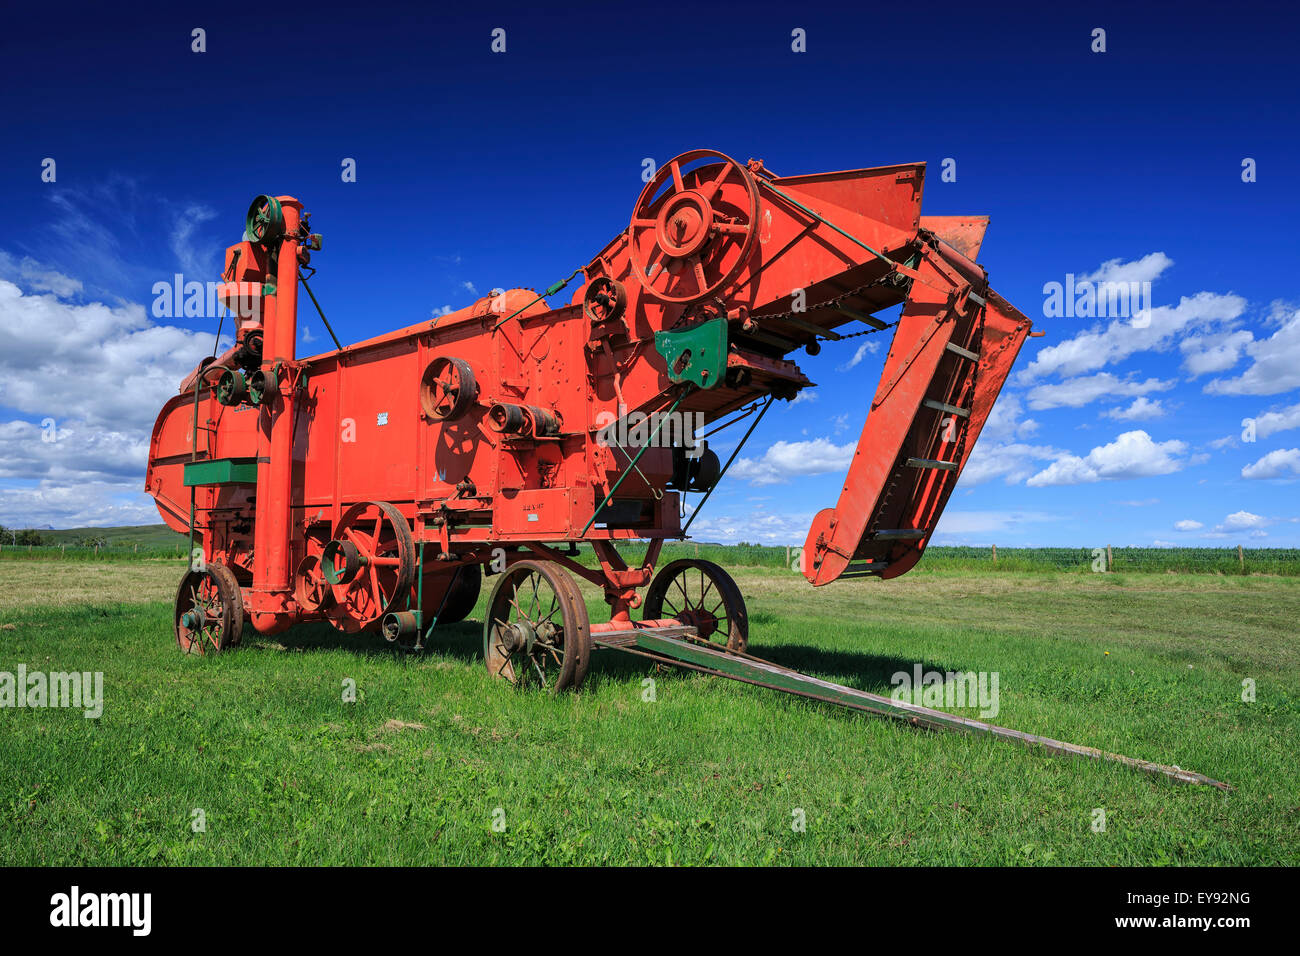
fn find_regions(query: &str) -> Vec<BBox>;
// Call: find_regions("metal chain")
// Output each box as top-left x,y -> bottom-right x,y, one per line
748,273 -> 909,342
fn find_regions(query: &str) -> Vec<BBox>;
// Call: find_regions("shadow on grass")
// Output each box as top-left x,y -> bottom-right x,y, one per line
248,619 -> 938,698
745,644 -> 933,694
245,619 -> 483,663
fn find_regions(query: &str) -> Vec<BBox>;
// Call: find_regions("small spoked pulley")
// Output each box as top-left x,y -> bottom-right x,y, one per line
174,563 -> 245,656
245,194 -> 285,244
628,150 -> 760,305
420,356 -> 479,422
216,368 -> 248,406
642,559 -> 749,652
483,560 -> 591,692
247,368 -> 276,406
324,501 -> 417,633
582,276 -> 628,325
293,553 -> 333,614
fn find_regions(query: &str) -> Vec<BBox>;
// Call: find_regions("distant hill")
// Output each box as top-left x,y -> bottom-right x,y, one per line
36,524 -> 189,548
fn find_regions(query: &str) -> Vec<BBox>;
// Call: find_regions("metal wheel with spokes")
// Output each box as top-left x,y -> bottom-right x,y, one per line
324,501 -> 417,633
294,553 -> 333,614
420,356 -> 478,422
483,561 -> 591,692
174,563 -> 245,656
642,559 -> 748,652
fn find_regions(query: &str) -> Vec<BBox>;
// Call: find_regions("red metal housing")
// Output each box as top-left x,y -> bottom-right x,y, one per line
147,151 -> 1031,657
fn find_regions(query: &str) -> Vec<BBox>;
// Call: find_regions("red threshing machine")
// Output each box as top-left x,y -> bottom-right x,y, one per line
145,150 -> 1226,788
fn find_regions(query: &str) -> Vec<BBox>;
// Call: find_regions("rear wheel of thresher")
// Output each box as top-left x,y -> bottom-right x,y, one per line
323,501 -> 417,633
483,561 -> 591,693
174,563 -> 245,656
642,559 -> 748,652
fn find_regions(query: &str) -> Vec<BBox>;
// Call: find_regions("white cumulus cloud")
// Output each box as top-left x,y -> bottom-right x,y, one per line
0,268 -> 223,529
1026,430 -> 1191,486
1180,329 -> 1254,377
730,437 -> 855,486
1249,401 -> 1300,440
1205,308 -> 1300,396
1103,396 -> 1166,421
1025,373 -> 1172,411
1020,287 -> 1246,382
1241,448 -> 1300,480
837,339 -> 880,372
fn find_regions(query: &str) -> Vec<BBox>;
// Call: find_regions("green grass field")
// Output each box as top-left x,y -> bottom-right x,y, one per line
1,554 -> 1297,866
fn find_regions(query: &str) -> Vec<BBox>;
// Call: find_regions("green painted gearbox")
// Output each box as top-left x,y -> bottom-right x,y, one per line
653,316 -> 727,389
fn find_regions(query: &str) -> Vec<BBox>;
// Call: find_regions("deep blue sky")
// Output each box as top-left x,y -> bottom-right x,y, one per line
2,0 -> 1298,545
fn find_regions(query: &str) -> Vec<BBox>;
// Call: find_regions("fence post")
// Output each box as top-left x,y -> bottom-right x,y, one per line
1238,544 -> 1244,572
1106,545 -> 1113,572
992,544 -> 997,565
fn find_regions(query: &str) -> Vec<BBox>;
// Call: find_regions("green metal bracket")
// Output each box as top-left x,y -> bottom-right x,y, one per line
654,317 -> 727,389
183,457 -> 259,487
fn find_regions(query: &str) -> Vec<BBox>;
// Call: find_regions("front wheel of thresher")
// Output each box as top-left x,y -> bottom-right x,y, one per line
642,559 -> 748,653
174,563 -> 245,656
483,561 -> 591,693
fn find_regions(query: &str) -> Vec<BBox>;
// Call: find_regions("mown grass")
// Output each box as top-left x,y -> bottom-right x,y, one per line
0,559 -> 1297,865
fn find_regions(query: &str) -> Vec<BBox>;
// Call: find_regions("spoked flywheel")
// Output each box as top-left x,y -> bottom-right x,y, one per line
174,563 -> 245,656
323,501 -> 417,633
483,560 -> 591,692
642,559 -> 749,652
628,149 -> 760,305
419,356 -> 479,422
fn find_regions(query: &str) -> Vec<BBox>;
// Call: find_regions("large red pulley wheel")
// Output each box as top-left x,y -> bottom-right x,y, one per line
628,149 -> 760,305
325,501 -> 417,633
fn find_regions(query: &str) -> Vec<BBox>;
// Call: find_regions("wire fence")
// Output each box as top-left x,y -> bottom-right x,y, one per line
2,540 -> 1298,576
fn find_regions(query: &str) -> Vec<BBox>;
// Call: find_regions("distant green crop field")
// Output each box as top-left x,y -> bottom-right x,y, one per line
1,558 -> 1296,865
3,526 -> 1298,576
591,541 -> 1300,576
